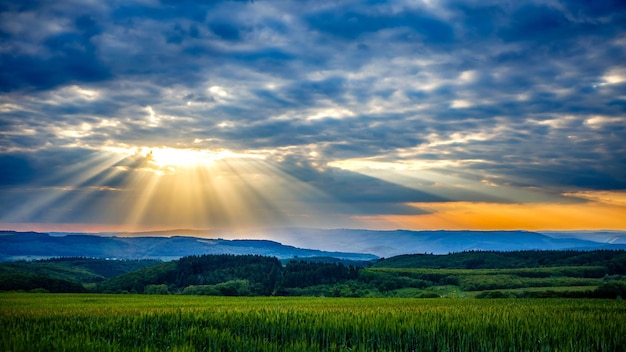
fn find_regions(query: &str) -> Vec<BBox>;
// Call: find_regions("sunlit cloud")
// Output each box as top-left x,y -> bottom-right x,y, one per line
562,191 -> 626,207
307,108 -> 355,121
602,68 -> 626,85
584,116 -> 625,129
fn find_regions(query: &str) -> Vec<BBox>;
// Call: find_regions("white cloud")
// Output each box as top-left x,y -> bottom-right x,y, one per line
585,115 -> 624,128
307,108 -> 355,121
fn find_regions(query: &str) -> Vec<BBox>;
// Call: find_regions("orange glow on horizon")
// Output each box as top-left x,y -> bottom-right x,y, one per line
362,194 -> 626,230
6,194 -> 626,234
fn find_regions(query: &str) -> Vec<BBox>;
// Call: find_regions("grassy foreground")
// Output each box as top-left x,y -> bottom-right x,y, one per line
1,293 -> 625,351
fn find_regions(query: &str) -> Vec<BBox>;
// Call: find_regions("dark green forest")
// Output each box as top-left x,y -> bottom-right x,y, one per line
1,250 -> 625,299
374,250 -> 626,272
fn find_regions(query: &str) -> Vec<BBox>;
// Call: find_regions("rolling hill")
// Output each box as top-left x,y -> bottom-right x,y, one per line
0,231 -> 377,262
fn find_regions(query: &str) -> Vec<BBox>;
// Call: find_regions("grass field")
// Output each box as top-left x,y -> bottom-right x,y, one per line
1,293 -> 624,351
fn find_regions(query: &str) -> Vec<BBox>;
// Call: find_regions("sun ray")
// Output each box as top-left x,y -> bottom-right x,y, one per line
328,158 -> 565,205
2,143 -> 370,231
119,165 -> 164,228
1,151 -> 128,224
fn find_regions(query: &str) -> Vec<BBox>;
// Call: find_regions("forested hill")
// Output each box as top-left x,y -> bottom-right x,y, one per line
0,258 -> 161,293
373,250 -> 626,271
2,251 -> 626,298
96,255 -> 359,295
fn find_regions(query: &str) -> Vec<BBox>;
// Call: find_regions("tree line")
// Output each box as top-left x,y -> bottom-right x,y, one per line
1,250 -> 624,298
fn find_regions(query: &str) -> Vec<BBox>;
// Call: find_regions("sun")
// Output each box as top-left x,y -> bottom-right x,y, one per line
149,147 -> 220,168
103,145 -> 267,171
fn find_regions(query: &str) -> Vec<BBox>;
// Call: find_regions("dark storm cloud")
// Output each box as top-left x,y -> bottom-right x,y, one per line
1,0 -> 626,225
284,77 -> 348,105
0,154 -> 37,186
0,3 -> 111,91
306,6 -> 454,43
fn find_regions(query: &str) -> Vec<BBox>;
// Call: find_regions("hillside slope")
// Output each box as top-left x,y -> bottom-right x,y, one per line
0,231 -> 377,261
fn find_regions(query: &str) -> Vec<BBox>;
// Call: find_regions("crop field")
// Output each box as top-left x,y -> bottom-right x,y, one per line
1,293 -> 625,351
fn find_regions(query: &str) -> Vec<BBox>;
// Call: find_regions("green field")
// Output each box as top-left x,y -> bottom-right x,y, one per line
1,293 -> 624,351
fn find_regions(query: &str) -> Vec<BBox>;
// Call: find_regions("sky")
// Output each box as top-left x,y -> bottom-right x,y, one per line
1,0 -> 625,233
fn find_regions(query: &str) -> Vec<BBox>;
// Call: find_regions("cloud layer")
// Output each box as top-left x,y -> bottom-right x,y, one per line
1,0 -> 625,229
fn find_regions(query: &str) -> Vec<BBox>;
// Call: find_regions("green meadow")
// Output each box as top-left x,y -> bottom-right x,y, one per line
2,293 -> 625,351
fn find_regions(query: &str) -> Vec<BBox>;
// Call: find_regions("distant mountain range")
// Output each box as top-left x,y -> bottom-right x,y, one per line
1,228 -> 625,261
0,231 -> 377,262
252,228 -> 626,257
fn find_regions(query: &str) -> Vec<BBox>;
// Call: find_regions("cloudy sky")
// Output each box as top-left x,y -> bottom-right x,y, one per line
1,0 -> 625,233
